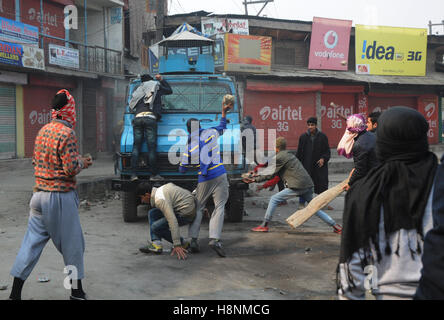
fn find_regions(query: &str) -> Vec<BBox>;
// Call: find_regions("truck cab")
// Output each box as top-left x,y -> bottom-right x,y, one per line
112,30 -> 248,223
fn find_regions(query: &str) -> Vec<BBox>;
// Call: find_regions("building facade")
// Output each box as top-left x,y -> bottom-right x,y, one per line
0,0 -> 126,160
164,12 -> 444,150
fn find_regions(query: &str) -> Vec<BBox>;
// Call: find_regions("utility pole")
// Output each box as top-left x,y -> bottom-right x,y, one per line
156,0 -> 166,42
428,20 -> 444,35
243,0 -> 274,16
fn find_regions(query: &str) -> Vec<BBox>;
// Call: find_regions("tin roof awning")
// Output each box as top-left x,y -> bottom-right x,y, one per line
257,67 -> 444,86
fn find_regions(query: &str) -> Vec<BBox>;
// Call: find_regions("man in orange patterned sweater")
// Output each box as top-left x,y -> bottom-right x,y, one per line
9,89 -> 92,300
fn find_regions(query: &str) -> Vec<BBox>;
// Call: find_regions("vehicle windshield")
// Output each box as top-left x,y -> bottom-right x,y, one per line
162,81 -> 232,113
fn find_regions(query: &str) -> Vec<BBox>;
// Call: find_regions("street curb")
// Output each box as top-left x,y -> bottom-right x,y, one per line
76,177 -> 114,200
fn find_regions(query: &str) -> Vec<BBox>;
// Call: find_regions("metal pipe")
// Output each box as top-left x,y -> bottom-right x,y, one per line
40,0 -> 43,47
41,33 -> 84,46
15,0 -> 20,21
65,10 -> 69,47
103,7 -> 108,72
84,0 -> 88,70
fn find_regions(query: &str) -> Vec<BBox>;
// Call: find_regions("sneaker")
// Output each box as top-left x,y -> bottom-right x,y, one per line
131,174 -> 138,181
139,242 -> 163,254
70,294 -> 88,300
332,224 -> 343,234
209,239 -> 226,258
189,238 -> 200,253
251,225 -> 269,232
150,175 -> 164,181
298,203 -> 306,210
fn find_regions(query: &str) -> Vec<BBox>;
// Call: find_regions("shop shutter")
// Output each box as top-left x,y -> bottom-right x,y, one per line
0,85 -> 16,159
83,88 -> 97,158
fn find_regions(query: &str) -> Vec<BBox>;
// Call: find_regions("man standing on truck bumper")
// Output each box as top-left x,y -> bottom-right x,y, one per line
179,95 -> 234,257
129,74 -> 172,181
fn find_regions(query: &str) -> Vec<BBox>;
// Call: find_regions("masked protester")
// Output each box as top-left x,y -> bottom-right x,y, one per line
337,107 -> 438,300
9,89 -> 92,300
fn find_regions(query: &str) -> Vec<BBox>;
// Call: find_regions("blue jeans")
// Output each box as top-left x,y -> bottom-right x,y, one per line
264,187 -> 336,226
131,116 -> 158,175
149,208 -> 192,244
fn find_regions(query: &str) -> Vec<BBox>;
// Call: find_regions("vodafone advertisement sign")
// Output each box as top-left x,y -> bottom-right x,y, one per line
308,17 -> 352,71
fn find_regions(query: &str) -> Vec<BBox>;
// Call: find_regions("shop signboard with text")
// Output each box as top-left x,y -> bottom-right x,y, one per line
0,16 -> 39,46
201,17 -> 249,37
0,40 -> 44,70
224,34 -> 271,73
355,25 -> 427,76
308,17 -> 352,71
49,44 -> 79,69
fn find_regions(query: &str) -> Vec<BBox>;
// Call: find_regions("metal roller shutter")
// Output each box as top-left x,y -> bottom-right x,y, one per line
0,85 -> 16,159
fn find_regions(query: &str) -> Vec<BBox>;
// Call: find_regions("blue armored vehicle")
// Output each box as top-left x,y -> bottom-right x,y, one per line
112,29 -> 248,223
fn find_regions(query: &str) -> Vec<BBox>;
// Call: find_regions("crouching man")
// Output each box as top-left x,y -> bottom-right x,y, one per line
138,183 -> 196,260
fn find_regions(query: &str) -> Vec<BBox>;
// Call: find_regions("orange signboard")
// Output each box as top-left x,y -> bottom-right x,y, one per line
224,33 -> 272,73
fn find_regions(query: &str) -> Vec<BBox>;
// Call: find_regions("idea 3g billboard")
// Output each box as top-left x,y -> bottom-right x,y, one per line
355,25 -> 427,76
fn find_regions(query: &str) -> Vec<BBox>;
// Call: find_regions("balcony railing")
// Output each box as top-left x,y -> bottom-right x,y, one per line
41,35 -> 123,75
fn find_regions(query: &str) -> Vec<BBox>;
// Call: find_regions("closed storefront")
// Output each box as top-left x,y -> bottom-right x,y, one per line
96,90 -> 107,152
23,75 -> 76,157
82,84 -> 112,157
418,95 -> 440,144
368,93 -> 439,144
83,86 -> 97,158
0,85 -> 16,159
243,80 -> 321,150
320,86 -> 364,147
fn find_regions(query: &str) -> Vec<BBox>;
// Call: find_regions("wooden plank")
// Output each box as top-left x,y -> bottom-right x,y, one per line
286,177 -> 349,229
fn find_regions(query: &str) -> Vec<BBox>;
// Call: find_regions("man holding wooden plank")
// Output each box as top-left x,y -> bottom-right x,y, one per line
243,137 -> 342,234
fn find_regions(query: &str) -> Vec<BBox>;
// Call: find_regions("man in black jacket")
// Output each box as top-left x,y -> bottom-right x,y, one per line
345,129 -> 379,189
415,154 -> 444,299
129,74 -> 172,181
296,117 -> 332,209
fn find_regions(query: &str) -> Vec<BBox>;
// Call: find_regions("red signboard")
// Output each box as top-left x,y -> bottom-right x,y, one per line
21,0 -> 65,40
0,0 -> 16,21
368,93 -> 439,144
321,93 -> 357,147
368,95 -> 417,114
418,95 -> 439,144
23,80 -> 75,157
224,33 -> 272,73
308,17 -> 352,71
243,90 -> 316,151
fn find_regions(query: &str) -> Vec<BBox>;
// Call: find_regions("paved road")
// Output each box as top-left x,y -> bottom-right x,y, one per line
0,182 -> 346,300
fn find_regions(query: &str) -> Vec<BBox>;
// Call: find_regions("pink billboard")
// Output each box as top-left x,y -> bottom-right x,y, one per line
308,17 -> 352,71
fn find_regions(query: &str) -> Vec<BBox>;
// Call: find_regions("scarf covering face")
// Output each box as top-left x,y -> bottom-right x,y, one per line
339,107 -> 438,269
337,114 -> 367,158
51,89 -> 76,127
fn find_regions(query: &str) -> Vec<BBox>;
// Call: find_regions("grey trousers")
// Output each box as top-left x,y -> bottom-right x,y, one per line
188,173 -> 229,240
10,190 -> 85,281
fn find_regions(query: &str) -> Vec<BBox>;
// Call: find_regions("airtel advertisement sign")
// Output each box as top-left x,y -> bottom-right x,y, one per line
308,17 -> 352,71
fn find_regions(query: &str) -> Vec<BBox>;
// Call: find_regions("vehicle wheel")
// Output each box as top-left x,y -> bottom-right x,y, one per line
122,191 -> 138,222
225,189 -> 244,222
